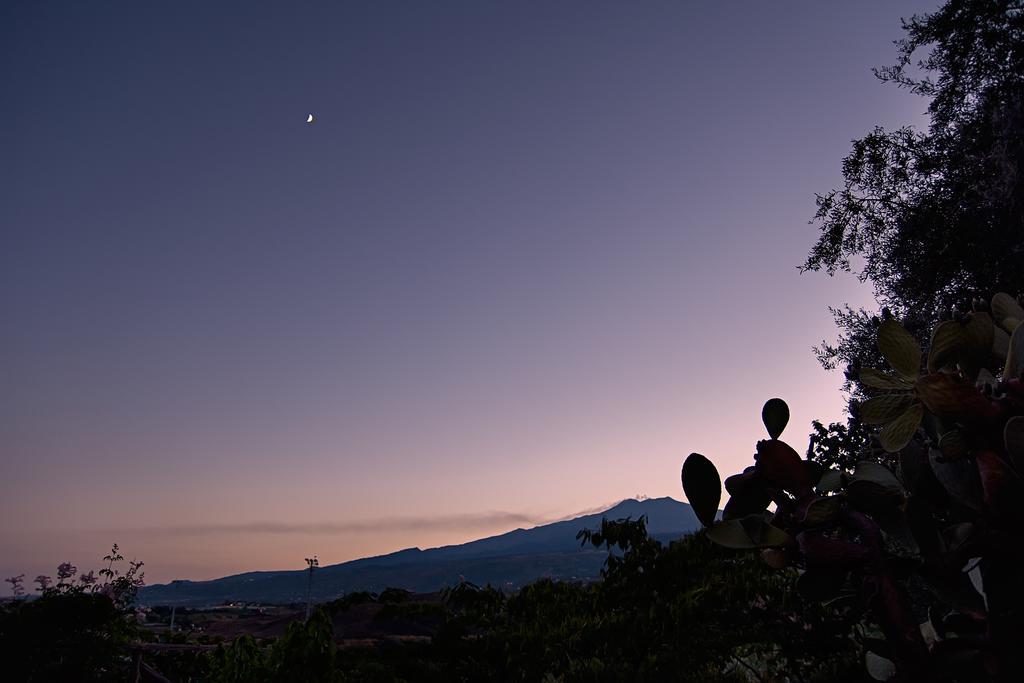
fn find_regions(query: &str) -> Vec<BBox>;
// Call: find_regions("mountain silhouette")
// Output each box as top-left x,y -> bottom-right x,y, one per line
138,497 -> 701,606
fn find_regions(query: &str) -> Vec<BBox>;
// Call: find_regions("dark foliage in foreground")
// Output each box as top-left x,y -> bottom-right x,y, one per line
0,546 -> 145,682
683,296 -> 1024,680
198,524 -> 860,682
3,529 -> 863,681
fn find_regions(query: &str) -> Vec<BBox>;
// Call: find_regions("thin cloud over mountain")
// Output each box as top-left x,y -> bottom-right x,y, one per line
121,511 -> 548,536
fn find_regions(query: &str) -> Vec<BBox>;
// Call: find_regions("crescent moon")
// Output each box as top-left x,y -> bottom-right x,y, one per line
306,113 -> 315,124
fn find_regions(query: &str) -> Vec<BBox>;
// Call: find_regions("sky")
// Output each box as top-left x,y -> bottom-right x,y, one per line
1,0 -> 939,586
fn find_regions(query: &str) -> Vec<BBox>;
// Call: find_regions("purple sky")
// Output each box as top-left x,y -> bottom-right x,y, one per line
2,1 -> 937,585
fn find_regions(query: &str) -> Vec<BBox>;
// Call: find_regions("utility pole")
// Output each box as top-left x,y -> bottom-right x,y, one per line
304,556 -> 318,621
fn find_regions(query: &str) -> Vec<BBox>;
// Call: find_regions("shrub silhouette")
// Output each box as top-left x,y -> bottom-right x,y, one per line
1,545 -> 145,682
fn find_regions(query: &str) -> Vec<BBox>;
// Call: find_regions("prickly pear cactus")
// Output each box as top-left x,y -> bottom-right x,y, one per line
681,292 -> 1024,681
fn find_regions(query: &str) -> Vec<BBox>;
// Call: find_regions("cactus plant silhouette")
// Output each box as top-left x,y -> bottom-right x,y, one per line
682,292 -> 1024,679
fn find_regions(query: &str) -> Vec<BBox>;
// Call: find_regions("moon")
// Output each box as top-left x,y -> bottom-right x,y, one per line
306,113 -> 315,124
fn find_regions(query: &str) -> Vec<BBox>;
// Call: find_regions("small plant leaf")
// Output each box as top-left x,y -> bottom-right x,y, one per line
915,373 -> 997,422
705,519 -> 757,549
804,459 -> 825,487
681,453 -> 721,528
866,653 -> 897,681
852,461 -> 903,490
976,368 -> 998,392
991,292 -> 1024,330
1005,416 -> 1024,464
878,319 -> 921,381
874,512 -> 919,553
959,312 -> 994,378
859,367 -> 914,390
938,429 -> 968,460
755,439 -> 812,496
897,439 -> 927,492
929,448 -> 983,511
976,450 -> 1024,524
920,563 -> 987,620
940,522 -> 974,553
816,469 -> 844,493
761,398 -> 790,439
847,479 -> 904,513
722,495 -> 766,521
1005,323 -> 1024,380
738,514 -> 792,547
859,394 -> 916,425
993,326 -> 1010,361
927,320 -> 965,372
722,469 -> 771,520
761,548 -> 787,569
848,461 -> 905,512
723,466 -> 757,496
799,496 -> 843,526
878,402 -> 923,452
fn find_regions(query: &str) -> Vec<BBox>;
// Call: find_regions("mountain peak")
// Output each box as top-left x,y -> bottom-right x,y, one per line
138,497 -> 701,606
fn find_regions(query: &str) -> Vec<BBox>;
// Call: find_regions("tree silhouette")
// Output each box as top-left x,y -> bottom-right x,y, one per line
806,0 -> 1024,386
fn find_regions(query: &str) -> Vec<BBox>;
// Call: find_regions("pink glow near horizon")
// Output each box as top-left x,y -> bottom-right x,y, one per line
1,0 -> 933,587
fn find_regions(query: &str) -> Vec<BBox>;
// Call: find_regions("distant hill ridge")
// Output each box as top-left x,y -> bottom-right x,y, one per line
138,497 -> 701,607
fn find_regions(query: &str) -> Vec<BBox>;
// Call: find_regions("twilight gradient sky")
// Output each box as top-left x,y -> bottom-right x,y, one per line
1,1 -> 937,585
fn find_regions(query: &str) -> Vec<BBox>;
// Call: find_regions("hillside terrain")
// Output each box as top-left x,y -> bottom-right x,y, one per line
138,497 -> 701,606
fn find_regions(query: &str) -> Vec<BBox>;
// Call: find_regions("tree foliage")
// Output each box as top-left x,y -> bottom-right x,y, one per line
805,0 -> 1024,380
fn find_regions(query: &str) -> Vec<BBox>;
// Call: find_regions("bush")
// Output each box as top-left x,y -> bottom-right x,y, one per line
1,545 -> 145,682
